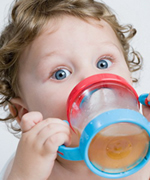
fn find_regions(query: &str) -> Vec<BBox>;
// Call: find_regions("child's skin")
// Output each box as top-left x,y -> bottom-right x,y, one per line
5,15 -> 150,180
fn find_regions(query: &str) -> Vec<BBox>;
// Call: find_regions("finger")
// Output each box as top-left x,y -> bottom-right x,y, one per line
20,111 -> 43,132
26,118 -> 69,136
35,122 -> 71,150
43,132 -> 71,154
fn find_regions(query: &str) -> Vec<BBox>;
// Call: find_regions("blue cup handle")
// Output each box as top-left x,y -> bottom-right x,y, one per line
58,145 -> 83,161
139,93 -> 150,106
57,120 -> 83,161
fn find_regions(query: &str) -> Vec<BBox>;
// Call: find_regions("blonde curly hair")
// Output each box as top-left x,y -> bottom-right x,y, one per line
0,0 -> 142,134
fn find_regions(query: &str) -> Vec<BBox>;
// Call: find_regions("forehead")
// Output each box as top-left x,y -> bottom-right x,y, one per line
19,15 -> 122,68
35,15 -> 120,48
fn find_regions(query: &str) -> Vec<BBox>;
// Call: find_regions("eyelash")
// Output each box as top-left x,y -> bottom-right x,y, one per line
49,54 -> 115,79
98,55 -> 114,61
49,66 -> 71,79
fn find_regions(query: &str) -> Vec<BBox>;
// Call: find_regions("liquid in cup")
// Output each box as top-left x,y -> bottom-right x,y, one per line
88,123 -> 149,173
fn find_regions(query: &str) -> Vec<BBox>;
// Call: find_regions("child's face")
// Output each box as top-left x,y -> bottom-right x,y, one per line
18,15 -> 132,120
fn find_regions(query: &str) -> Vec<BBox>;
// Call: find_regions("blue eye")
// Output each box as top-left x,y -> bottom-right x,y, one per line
52,69 -> 71,80
97,59 -> 112,69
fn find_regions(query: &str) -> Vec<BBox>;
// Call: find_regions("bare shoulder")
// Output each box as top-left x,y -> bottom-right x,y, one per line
146,160 -> 150,179
126,160 -> 150,180
47,159 -> 150,180
1,156 -> 15,180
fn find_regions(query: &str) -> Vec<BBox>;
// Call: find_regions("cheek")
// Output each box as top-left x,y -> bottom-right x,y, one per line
24,90 -> 67,119
121,69 -> 132,85
44,84 -> 76,119
41,90 -> 70,119
112,62 -> 132,84
49,95 -> 68,119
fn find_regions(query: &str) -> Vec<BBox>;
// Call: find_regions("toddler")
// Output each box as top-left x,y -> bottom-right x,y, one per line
0,0 -> 150,179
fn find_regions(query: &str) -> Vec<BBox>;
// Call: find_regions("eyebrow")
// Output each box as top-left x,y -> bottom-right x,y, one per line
40,50 -> 63,62
40,41 -> 123,64
43,51 -> 58,58
98,42 -> 123,53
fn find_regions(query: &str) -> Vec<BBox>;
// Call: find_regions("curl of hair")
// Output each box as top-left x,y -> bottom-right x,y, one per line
0,0 -> 142,135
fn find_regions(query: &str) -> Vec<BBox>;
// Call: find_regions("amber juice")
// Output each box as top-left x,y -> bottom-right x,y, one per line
73,124 -> 149,173
88,129 -> 149,173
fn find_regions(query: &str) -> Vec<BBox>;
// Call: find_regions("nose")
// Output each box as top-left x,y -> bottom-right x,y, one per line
77,66 -> 101,83
67,66 -> 101,101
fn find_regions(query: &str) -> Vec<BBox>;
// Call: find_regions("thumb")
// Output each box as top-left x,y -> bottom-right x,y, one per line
20,111 -> 43,133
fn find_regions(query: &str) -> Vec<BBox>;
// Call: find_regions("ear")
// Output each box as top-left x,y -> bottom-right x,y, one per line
9,98 -> 28,125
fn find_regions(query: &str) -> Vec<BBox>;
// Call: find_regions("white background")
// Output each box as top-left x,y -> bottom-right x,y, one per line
0,0 -> 150,172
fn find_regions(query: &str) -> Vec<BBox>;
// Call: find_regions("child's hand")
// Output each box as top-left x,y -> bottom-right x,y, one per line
141,93 -> 150,121
8,112 -> 71,180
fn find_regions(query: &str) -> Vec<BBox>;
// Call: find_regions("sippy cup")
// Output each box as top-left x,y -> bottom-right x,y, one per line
58,73 -> 150,179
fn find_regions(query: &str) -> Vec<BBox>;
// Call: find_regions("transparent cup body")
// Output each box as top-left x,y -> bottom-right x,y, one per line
68,79 -> 149,173
69,82 -> 139,134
